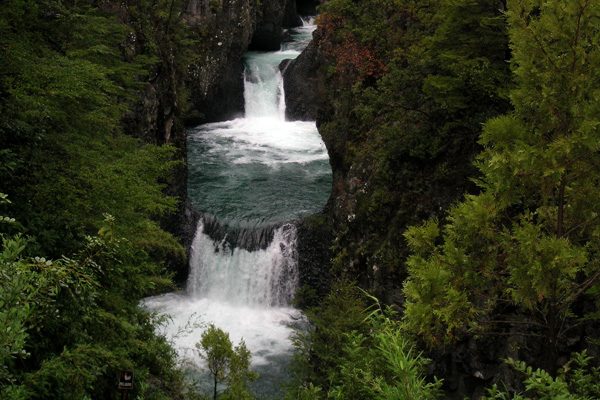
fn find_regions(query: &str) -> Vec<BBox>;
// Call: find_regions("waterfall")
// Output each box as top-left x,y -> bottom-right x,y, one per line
244,54 -> 289,120
300,16 -> 316,26
143,17 -> 326,398
243,19 -> 316,120
187,219 -> 298,307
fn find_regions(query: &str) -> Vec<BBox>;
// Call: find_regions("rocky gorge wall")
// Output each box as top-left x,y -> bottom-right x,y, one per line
119,0 -> 309,280
184,0 -> 303,124
126,0 -> 306,141
282,4 -> 509,297
281,4 -> 521,398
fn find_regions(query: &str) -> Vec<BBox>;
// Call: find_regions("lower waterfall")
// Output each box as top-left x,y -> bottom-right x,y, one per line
187,221 -> 298,307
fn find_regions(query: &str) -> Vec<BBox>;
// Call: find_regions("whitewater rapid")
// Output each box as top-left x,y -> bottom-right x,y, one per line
142,17 -> 327,398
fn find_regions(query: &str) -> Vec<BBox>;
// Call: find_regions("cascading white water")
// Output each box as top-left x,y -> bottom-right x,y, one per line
187,222 -> 298,307
244,56 -> 290,120
300,16 -> 316,27
143,18 -> 325,399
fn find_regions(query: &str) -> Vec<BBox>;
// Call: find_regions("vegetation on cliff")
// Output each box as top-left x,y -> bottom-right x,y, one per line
0,1 -> 195,398
315,0 -> 511,297
403,0 -> 600,373
287,282 -> 443,399
294,0 -> 600,398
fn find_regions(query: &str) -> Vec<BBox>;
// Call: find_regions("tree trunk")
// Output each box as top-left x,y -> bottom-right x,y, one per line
213,375 -> 218,400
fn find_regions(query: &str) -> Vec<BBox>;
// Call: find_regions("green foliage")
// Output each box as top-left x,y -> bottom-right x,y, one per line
0,0 -> 233,398
199,324 -> 234,399
289,281 -> 370,390
316,0 -> 510,293
287,282 -> 442,399
484,352 -> 600,400
402,0 -> 600,368
196,325 -> 258,400
0,234 -> 31,389
0,205 -> 186,399
0,0 -> 196,394
0,0 -> 186,262
0,1 -> 240,399
221,341 -> 257,400
0,2 -> 198,395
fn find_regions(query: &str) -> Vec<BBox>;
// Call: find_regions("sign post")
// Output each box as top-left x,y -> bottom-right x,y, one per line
117,371 -> 134,400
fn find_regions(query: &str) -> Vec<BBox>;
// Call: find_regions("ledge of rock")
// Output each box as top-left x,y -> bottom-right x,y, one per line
280,31 -> 324,121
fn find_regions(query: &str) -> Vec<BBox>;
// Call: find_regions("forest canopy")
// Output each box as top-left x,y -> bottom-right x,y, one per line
0,1 -> 191,398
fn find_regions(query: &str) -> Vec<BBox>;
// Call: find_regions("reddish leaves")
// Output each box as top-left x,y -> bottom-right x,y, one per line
317,13 -> 387,83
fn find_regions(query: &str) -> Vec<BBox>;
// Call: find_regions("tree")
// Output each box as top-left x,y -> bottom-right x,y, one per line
0,0 -> 185,262
484,352 -> 600,399
196,325 -> 257,400
402,0 -> 600,371
198,325 -> 233,400
222,340 -> 258,400
313,0 -> 510,296
286,282 -> 442,399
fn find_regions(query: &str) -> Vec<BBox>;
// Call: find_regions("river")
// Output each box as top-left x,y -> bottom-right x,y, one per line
143,18 -> 331,398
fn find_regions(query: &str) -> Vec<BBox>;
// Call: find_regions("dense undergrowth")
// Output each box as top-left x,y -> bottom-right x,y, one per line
291,0 -> 600,398
0,1 -> 196,398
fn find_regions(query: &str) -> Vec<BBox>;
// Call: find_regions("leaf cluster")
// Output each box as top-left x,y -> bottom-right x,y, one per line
484,351 -> 600,400
287,282 -> 442,399
196,324 -> 258,400
402,0 -> 600,368
0,208 -> 186,399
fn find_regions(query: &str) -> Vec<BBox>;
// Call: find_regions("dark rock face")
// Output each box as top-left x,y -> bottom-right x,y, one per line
280,31 -> 325,121
184,0 -> 257,123
283,0 -> 302,26
184,0 -> 302,121
250,0 -> 301,51
296,0 -> 320,15
296,213 -> 334,308
250,21 -> 283,51
201,214 -> 279,252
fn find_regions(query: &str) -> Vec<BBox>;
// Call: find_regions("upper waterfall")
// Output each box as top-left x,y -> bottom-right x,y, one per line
243,53 -> 290,120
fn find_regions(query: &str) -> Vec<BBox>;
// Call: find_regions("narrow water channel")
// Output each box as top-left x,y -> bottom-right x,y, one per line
143,18 -> 331,398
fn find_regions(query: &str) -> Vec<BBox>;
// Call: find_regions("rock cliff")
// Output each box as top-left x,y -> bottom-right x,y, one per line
183,0 -> 305,124
280,32 -> 325,121
122,0 -> 306,280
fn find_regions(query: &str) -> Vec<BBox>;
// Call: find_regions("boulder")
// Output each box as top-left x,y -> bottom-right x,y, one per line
280,31 -> 325,121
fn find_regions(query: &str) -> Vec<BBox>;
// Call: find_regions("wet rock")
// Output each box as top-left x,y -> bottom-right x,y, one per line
251,21 -> 283,50
280,32 -> 325,120
296,213 -> 334,307
250,0 -> 302,51
297,0 -> 320,15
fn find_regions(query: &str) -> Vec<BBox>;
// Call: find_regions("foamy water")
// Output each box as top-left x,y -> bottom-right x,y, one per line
142,294 -> 301,366
193,117 -> 328,165
143,19 -> 324,399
